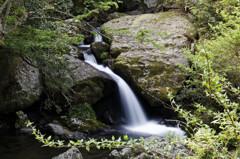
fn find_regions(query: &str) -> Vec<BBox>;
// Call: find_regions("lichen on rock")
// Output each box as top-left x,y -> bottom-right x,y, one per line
102,11 -> 196,107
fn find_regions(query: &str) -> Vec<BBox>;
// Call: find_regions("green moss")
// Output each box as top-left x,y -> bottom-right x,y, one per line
149,62 -> 165,76
73,77 -> 104,104
68,103 -> 96,120
111,47 -> 129,58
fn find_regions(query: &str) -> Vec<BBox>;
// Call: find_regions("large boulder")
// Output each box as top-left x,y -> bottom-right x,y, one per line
109,135 -> 191,159
64,48 -> 111,105
52,148 -> 83,159
102,11 -> 196,107
0,49 -> 41,114
90,41 -> 110,62
47,122 -> 87,140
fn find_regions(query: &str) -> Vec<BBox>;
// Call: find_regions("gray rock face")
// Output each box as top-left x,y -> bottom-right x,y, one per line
90,42 -> 110,62
143,0 -> 161,8
108,150 -> 121,159
109,135 -> 190,159
102,11 -> 196,106
107,12 -> 127,21
60,116 -> 101,133
15,111 -> 28,129
0,50 -> 41,114
52,148 -> 83,159
63,47 -> 109,105
47,122 -> 87,140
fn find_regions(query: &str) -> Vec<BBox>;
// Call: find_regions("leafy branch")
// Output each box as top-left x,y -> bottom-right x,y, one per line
26,121 -> 186,159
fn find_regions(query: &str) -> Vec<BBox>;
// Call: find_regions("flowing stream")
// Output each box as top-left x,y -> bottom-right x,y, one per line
80,28 -> 185,137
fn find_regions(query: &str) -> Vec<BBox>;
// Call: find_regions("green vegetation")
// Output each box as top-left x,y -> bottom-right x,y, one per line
69,103 -> 96,120
0,0 -> 119,112
1,0 -> 240,158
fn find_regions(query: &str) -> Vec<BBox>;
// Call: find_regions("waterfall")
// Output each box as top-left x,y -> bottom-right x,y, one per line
79,28 -> 185,137
94,27 -> 103,42
84,52 -> 147,125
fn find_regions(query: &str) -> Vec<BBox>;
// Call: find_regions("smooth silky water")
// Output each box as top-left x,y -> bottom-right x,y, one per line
0,28 -> 185,159
81,29 -> 185,137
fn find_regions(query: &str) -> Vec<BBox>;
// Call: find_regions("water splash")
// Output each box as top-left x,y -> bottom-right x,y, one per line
80,28 -> 185,137
84,52 -> 147,125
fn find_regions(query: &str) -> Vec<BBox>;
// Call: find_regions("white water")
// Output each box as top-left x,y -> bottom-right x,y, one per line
84,52 -> 147,125
81,28 -> 185,137
94,27 -> 103,42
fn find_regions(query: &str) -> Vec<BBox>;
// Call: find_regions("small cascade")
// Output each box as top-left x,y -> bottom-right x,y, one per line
79,28 -> 185,137
79,27 -> 102,48
83,52 -> 147,125
94,27 -> 103,42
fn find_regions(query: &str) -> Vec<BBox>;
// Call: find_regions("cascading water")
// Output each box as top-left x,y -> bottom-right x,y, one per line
84,52 -> 147,125
94,27 -> 103,42
80,28 -> 185,137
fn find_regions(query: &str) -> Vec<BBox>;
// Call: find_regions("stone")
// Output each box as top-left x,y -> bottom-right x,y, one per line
47,122 -> 87,140
111,136 -> 191,159
15,110 -> 28,129
120,148 -> 134,158
90,41 -> 110,62
108,149 -> 121,159
144,0 -> 161,8
102,11 -> 197,107
107,12 -> 127,21
0,49 -> 41,114
60,116 -> 101,133
62,48 -> 110,105
52,148 -> 83,159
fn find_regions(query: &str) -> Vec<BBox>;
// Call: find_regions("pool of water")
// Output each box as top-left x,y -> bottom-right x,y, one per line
0,131 -> 111,159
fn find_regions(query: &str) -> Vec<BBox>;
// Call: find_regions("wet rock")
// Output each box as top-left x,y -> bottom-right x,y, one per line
108,149 -> 121,159
0,49 -> 41,114
110,135 -> 191,159
118,0 -> 141,12
90,41 -> 110,62
47,122 -> 87,140
62,48 -> 110,105
60,116 -> 101,133
102,11 -> 196,107
52,147 -> 83,159
143,0 -> 161,8
63,18 -> 90,37
107,12 -> 127,21
120,148 -> 135,158
15,111 -> 28,129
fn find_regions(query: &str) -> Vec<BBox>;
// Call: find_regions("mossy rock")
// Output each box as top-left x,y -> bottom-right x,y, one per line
90,41 -> 110,62
72,77 -> 105,105
68,103 -> 96,120
60,116 -> 103,133
102,12 -> 195,107
0,48 -> 41,114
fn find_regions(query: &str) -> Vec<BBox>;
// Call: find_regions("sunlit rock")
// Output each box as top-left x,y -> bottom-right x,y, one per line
102,11 -> 197,107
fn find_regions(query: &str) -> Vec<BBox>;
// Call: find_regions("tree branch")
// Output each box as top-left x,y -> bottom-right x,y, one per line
5,1 -> 28,34
2,2 -> 12,31
43,8 -> 74,18
29,16 -> 62,21
0,0 -> 13,33
0,0 -> 13,15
